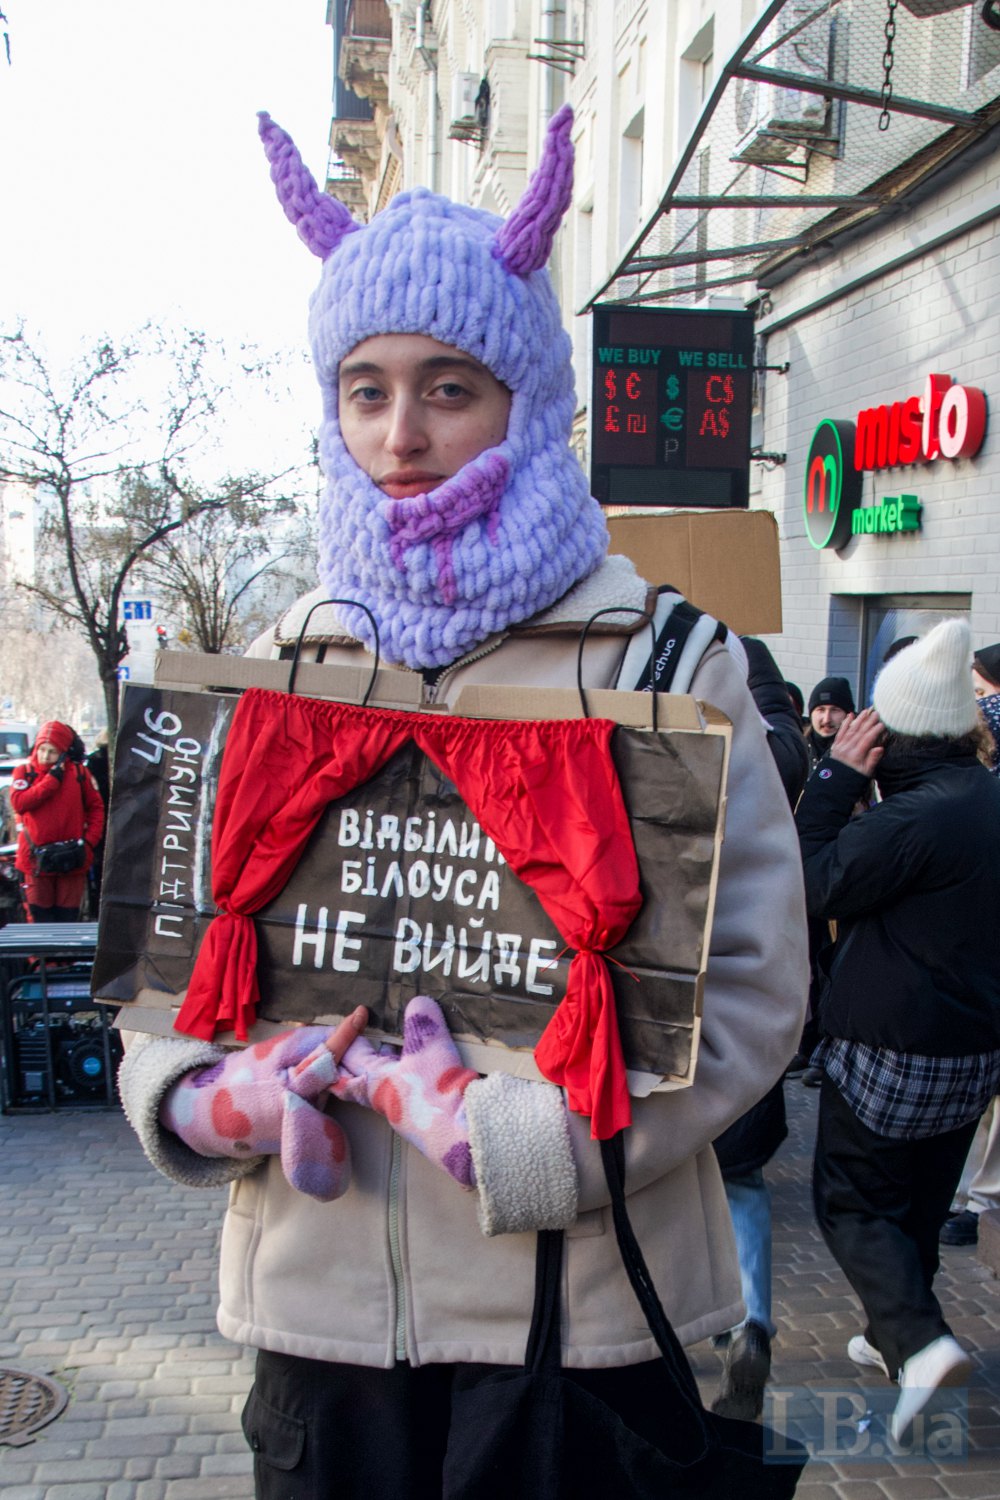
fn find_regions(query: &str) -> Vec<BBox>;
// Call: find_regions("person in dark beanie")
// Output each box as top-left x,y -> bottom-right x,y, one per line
795,675 -> 860,1086
805,676 -> 855,773
972,643 -> 1000,773
797,620 -> 1000,1444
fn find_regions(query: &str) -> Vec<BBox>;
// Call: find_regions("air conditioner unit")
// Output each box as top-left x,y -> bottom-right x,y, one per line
732,10 -> 833,166
450,71 -> 481,131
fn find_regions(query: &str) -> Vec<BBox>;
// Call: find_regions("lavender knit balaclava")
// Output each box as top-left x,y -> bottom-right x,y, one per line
259,106 -> 608,669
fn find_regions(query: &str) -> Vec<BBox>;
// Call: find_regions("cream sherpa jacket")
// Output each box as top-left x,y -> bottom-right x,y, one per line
119,555 -> 808,1369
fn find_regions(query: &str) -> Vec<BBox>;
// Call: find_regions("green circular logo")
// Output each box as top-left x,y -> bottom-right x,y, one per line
803,419 -> 861,550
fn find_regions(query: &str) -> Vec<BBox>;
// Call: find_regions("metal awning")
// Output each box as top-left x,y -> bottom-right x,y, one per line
589,0 -> 1000,308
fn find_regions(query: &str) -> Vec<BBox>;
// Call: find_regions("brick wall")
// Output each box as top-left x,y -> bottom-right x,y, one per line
752,151 -> 1000,697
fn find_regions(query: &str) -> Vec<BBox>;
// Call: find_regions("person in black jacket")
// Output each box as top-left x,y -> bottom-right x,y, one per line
711,637 -> 808,1420
85,732 -> 110,917
796,619 -> 1000,1445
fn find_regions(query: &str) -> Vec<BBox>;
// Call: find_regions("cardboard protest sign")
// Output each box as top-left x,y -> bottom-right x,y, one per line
95,662 -> 729,1092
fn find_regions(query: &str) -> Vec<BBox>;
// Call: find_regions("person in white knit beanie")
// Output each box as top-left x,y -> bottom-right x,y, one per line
873,619 -> 980,739
796,617 -> 1000,1447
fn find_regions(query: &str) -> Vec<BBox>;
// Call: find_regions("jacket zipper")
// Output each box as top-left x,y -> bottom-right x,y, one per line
387,1133 -> 407,1361
423,636 -> 506,705
384,634 -> 506,1363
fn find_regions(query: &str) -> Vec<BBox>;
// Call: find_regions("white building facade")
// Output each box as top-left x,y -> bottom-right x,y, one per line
326,0 -> 1000,701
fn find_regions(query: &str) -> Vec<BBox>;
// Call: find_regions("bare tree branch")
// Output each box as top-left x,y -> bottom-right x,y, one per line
0,325 -> 314,742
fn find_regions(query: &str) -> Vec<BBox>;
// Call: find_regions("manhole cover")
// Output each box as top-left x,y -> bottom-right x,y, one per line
0,1367 -> 69,1446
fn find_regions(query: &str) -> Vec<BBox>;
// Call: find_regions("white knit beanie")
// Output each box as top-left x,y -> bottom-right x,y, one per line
873,618 -> 978,737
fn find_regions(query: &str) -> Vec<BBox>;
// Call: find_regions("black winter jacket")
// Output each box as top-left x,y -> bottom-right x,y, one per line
713,638 -> 806,1177
743,637 -> 809,811
796,746 -> 1000,1056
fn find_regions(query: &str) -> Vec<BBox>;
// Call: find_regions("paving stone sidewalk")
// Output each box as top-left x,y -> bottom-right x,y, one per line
2,1084 -> 999,1498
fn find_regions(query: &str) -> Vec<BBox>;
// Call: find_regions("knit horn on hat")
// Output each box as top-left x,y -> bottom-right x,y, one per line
873,619 -> 979,737
260,106 -> 608,670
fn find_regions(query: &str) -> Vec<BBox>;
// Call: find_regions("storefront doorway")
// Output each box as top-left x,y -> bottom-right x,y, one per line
860,594 -> 971,706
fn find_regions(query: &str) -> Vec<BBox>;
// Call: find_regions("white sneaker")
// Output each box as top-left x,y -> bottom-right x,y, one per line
847,1333 -> 889,1378
890,1335 -> 973,1445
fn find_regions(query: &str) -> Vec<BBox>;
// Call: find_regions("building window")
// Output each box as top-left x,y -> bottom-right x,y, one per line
859,594 -> 971,705
618,106 -> 645,248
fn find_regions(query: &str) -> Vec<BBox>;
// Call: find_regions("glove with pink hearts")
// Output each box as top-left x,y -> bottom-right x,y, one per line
160,1027 -> 349,1202
331,996 -> 479,1189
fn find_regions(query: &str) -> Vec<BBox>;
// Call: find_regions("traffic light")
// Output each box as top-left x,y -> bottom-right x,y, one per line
156,625 -> 169,648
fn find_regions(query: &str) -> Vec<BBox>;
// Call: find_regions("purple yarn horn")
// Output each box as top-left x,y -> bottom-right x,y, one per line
258,111 -> 359,260
492,104 -> 574,276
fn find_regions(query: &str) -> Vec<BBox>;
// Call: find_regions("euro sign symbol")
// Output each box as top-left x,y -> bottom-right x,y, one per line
666,374 -> 680,400
625,372 -> 641,400
605,370 -> 617,400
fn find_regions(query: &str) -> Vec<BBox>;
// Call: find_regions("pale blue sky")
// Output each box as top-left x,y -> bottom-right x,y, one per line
0,1 -> 333,368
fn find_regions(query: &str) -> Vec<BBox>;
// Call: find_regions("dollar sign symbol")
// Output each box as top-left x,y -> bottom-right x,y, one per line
605,370 -> 617,400
666,374 -> 680,400
724,375 -> 734,403
717,409 -> 730,440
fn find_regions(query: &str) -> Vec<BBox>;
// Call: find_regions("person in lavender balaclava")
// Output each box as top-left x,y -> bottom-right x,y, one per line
117,106 -> 808,1500
259,104 -> 609,670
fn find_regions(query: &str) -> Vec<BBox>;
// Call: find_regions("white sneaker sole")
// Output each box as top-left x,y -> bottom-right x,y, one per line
890,1340 -> 973,1445
847,1334 -> 889,1378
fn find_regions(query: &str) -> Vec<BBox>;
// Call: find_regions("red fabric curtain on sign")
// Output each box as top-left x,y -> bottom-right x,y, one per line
173,687 -> 642,1138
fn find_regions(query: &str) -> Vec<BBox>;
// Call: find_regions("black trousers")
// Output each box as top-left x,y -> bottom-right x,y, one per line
812,1075 -> 978,1379
243,1349 -> 674,1500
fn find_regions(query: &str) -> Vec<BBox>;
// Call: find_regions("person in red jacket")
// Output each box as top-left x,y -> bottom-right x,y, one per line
9,720 -> 105,922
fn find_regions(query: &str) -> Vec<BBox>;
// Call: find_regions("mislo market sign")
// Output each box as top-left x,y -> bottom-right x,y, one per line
803,372 -> 987,550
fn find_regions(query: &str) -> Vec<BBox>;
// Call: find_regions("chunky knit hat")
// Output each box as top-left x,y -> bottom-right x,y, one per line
34,721 -> 75,755
873,619 -> 978,737
808,676 -> 855,716
259,107 -> 608,669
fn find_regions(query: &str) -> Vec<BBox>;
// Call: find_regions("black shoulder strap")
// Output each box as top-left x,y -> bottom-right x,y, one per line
629,587 -> 727,695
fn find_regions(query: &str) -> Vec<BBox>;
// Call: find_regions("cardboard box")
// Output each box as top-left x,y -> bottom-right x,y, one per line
96,657 -> 731,1096
152,648 -> 423,710
606,509 -> 782,635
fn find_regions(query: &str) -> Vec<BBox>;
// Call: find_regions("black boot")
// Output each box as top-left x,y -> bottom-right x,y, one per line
712,1320 -> 772,1422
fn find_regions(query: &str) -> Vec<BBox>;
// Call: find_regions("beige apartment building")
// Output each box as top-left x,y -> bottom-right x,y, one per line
325,0 -> 1000,695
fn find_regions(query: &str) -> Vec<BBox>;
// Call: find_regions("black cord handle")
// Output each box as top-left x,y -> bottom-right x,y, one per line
287,598 -> 381,704
523,1229 -> 564,1376
600,1134 -> 713,1456
577,607 -> 658,731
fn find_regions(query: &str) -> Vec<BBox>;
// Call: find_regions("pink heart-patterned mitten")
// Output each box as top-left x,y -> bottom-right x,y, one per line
332,996 -> 479,1188
160,1028 -> 349,1202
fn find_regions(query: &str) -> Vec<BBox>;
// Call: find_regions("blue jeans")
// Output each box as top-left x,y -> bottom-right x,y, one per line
724,1169 -> 775,1337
